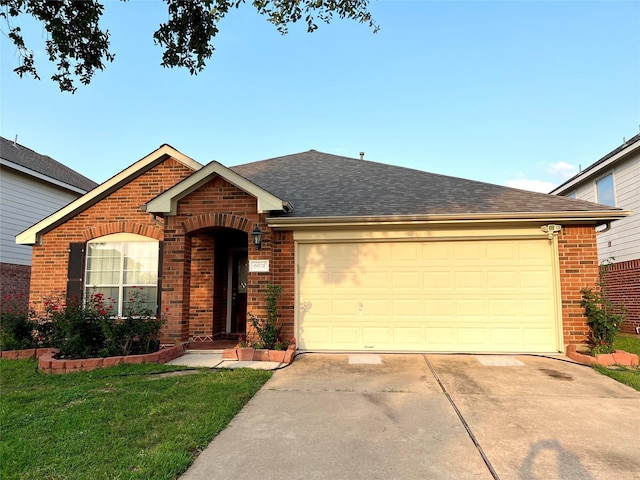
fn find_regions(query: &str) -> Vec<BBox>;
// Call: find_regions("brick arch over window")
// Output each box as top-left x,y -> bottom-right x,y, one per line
82,221 -> 164,241
181,213 -> 254,234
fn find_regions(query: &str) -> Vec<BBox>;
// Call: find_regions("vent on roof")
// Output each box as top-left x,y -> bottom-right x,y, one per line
359,151 -> 365,160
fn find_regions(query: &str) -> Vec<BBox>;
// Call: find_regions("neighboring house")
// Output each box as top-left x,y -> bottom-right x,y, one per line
0,137 -> 98,313
17,145 -> 629,353
550,133 -> 640,335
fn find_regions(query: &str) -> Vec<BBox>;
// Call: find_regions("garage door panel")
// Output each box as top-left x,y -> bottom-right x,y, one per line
392,271 -> 422,289
490,328 -> 522,345
298,239 -> 558,352
361,272 -> 389,289
425,327 -> 457,345
421,243 -> 453,264
362,327 -> 392,345
455,271 -> 485,289
423,271 -> 454,289
488,299 -> 520,316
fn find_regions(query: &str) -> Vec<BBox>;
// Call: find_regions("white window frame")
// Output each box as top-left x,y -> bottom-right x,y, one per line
84,233 -> 159,317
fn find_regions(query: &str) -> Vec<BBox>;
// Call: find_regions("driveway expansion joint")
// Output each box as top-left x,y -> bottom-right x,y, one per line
423,354 -> 501,480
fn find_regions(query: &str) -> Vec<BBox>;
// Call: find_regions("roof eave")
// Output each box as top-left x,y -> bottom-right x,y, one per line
1,158 -> 90,194
266,210 -> 632,229
550,136 -> 640,195
16,145 -> 203,245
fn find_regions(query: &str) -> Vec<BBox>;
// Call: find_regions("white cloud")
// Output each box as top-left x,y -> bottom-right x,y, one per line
504,178 -> 557,193
504,160 -> 578,194
545,161 -> 578,178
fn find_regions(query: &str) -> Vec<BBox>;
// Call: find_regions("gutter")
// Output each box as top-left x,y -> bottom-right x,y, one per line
266,210 -> 632,229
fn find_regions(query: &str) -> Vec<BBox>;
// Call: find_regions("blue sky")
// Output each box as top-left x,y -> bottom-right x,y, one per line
1,0 -> 639,192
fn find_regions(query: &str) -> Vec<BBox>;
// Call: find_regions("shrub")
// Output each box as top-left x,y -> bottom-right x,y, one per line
100,287 -> 164,356
249,283 -> 283,350
34,288 -> 165,359
580,258 -> 627,354
43,294 -> 109,359
0,294 -> 37,351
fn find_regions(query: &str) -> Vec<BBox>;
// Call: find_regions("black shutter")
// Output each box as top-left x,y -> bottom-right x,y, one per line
156,241 -> 164,318
67,243 -> 85,304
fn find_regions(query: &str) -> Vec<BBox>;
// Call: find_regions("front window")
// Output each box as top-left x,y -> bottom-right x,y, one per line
85,234 -> 158,316
596,173 -> 615,206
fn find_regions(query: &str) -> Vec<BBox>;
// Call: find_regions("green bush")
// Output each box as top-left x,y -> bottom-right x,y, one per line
249,283 -> 284,350
36,288 -> 165,359
0,293 -> 41,351
580,259 -> 626,354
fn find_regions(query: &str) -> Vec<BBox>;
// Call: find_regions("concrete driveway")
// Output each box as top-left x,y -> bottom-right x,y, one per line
180,354 -> 639,480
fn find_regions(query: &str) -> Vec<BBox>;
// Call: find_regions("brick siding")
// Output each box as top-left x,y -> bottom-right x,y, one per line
557,226 -> 600,346
602,259 -> 640,335
29,158 -> 195,315
0,263 -> 31,314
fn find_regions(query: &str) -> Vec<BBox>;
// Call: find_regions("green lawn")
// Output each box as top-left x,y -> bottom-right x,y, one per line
0,359 -> 272,480
594,334 -> 640,392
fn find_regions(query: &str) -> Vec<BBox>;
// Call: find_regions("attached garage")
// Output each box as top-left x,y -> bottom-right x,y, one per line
297,229 -> 561,353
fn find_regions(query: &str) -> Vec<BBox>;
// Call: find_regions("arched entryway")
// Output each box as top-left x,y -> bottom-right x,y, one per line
189,227 -> 249,344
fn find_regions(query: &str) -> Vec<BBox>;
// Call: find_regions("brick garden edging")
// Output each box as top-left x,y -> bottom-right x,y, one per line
0,346 -> 185,374
566,344 -> 639,367
221,343 -> 297,364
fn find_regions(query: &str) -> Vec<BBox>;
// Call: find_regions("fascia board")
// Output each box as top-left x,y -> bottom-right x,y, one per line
16,145 -> 202,245
550,139 -> 640,195
146,161 -> 288,215
266,210 -> 632,229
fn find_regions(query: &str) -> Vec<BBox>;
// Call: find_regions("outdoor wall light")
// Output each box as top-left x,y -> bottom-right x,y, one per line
252,225 -> 263,250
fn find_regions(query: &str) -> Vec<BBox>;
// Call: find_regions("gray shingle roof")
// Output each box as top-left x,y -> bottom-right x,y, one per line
0,136 -> 98,192
231,150 -> 620,218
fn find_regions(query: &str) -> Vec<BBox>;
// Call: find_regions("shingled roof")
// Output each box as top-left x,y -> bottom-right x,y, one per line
231,150 -> 622,218
0,136 -> 97,192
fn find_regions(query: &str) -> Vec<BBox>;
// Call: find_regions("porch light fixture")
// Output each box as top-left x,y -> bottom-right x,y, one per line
252,225 -> 263,250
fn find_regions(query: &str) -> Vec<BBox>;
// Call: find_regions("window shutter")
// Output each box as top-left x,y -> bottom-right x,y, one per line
156,241 -> 164,318
67,243 -> 85,304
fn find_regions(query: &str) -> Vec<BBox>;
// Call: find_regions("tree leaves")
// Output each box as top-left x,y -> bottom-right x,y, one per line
1,0 -> 377,93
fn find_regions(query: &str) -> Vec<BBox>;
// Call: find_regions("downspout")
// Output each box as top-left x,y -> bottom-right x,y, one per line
596,222 -> 611,234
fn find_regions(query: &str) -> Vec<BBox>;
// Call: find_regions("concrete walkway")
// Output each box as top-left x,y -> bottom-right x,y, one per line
179,353 -> 640,480
166,350 -> 283,370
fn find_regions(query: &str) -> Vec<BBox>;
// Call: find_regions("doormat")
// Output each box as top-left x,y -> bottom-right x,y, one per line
349,354 -> 382,364
474,355 -> 525,366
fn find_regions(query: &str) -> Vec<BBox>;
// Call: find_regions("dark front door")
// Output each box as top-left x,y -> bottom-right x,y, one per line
230,251 -> 248,334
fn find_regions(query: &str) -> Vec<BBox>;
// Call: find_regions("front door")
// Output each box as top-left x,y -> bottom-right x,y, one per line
228,251 -> 248,335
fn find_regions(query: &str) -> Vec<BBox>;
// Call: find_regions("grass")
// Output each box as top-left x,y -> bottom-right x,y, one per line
0,359 -> 272,480
594,334 -> 640,392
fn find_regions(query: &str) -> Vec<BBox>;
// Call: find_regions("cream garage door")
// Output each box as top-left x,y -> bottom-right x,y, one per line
298,239 -> 559,352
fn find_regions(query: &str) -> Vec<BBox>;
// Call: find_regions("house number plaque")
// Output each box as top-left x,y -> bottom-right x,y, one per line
249,260 -> 270,272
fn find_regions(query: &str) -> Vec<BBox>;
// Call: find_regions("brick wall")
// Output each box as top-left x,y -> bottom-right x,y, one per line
29,158 -> 195,315
602,259 -> 640,335
161,175 -> 296,343
0,263 -> 31,314
557,226 -> 600,346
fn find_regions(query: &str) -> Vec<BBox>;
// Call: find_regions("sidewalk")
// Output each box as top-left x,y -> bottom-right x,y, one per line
166,350 -> 283,370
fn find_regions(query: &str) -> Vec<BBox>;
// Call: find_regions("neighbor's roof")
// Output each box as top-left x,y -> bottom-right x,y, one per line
0,136 -> 98,193
549,133 -> 640,195
231,150 -> 627,221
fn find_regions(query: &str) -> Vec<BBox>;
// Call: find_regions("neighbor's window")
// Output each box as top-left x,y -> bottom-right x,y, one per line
85,234 -> 158,316
596,173 -> 615,206
566,191 -> 577,199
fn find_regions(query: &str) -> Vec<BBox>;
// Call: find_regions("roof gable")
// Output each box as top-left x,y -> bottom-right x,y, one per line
17,144 -> 202,245
146,161 -> 291,215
